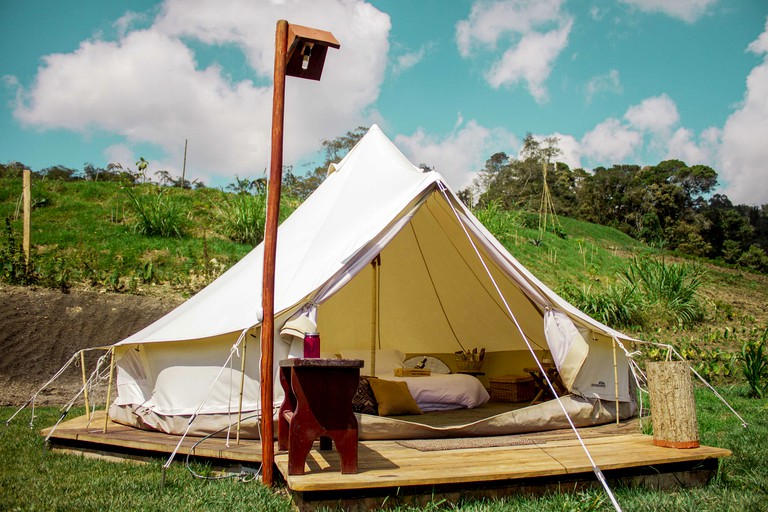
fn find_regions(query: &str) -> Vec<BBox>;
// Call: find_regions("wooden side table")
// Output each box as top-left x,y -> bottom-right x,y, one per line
524,365 -> 565,405
278,358 -> 364,475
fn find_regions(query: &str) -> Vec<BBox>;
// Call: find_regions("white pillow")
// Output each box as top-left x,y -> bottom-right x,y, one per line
339,348 -> 405,376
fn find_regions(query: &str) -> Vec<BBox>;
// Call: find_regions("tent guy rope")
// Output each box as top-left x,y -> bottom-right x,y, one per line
436,181 -> 624,512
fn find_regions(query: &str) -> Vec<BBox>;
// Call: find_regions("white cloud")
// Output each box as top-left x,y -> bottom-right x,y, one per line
581,118 -> 642,162
748,17 -> 768,54
585,69 -> 622,103
456,0 -> 572,103
624,93 -> 679,134
113,11 -> 148,39
719,19 -> 768,205
392,43 -> 433,75
618,0 -> 718,23
11,0 -> 391,183
665,126 -> 720,165
394,119 -> 518,190
517,132 -> 583,170
550,133 -> 583,169
103,144 -> 136,168
485,19 -> 573,102
456,0 -> 566,55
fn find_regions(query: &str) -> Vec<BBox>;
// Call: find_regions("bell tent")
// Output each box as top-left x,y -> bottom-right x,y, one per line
109,125 -> 637,439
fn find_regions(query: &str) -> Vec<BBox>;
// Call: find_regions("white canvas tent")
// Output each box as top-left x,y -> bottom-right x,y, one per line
110,125 -> 637,439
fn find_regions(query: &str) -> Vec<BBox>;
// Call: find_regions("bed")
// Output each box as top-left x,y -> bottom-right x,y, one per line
339,349 -> 490,413
380,372 -> 490,411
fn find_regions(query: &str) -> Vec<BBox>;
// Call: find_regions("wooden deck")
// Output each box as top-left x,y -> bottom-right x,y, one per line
44,412 -> 731,510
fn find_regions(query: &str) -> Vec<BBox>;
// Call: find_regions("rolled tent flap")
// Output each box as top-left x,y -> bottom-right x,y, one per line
544,309 -> 590,391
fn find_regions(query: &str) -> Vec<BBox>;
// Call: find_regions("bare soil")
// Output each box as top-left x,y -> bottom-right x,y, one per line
2,263 -> 766,409
0,284 -> 182,406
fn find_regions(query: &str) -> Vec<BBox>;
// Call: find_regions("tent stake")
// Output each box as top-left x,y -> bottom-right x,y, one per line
103,347 -> 115,433
80,350 -> 90,421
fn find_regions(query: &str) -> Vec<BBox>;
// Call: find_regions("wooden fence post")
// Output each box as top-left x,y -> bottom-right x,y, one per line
22,169 -> 31,269
647,360 -> 700,448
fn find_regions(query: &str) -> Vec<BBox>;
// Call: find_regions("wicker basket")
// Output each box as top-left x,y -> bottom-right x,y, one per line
489,374 -> 535,402
455,359 -> 483,373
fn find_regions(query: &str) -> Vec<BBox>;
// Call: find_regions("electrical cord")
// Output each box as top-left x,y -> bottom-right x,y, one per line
183,413 -> 263,481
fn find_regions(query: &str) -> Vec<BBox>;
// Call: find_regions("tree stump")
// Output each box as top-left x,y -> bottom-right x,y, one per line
647,361 -> 699,448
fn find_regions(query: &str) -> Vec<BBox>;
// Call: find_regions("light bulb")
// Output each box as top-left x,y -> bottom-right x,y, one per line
300,43 -> 312,71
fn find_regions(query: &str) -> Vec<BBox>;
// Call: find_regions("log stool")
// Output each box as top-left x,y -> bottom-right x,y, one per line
278,358 -> 363,475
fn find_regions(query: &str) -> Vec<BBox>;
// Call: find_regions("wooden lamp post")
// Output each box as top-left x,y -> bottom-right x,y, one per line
261,20 -> 339,486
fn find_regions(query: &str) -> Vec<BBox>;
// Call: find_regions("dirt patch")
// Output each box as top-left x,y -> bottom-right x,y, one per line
0,284 -> 183,407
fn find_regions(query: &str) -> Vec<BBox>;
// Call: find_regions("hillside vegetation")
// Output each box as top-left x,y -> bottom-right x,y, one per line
1,175 -> 768,391
3,171 -> 768,511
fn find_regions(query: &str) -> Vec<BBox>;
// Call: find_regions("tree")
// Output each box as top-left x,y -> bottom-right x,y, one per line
40,165 -> 80,181
576,164 -> 640,230
473,152 -> 513,207
286,126 -> 369,200
320,126 -> 368,164
0,161 -> 27,179
154,170 -> 173,186
226,175 -> 258,195
136,157 -> 149,183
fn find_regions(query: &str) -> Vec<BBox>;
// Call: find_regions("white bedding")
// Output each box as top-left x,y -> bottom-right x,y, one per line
380,373 -> 490,412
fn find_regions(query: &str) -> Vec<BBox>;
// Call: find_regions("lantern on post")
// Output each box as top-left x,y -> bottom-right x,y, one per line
260,20 -> 339,486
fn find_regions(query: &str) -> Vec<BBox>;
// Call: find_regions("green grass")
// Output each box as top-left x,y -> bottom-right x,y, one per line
0,179 -> 261,294
2,386 -> 766,511
478,210 -> 647,291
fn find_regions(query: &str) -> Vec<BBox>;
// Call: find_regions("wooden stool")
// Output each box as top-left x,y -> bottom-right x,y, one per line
526,366 -> 564,405
278,358 -> 363,475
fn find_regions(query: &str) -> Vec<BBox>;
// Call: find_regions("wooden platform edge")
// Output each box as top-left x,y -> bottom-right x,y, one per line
286,457 -> 722,512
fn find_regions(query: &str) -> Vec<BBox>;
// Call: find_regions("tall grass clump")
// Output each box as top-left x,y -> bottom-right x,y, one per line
561,283 -> 645,329
125,187 -> 189,238
215,193 -> 267,246
0,217 -> 37,285
739,328 -> 768,398
621,256 -> 706,327
473,200 -> 523,247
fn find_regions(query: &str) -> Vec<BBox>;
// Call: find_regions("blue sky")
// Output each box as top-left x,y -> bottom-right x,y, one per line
2,0 -> 767,204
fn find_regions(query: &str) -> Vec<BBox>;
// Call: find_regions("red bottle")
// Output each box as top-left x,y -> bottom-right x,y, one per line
303,332 -> 320,358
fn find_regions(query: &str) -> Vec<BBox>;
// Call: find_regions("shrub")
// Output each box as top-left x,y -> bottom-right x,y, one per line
560,282 -> 644,329
620,256 -> 706,327
125,187 -> 189,238
739,329 -> 768,398
215,193 -> 267,246
473,200 -> 522,247
0,218 -> 37,285
738,245 -> 768,273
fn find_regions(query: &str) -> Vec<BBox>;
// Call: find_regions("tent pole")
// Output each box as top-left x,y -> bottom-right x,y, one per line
260,19 -> 289,487
103,347 -> 115,433
370,257 -> 379,376
80,350 -> 90,421
612,337 -> 620,426
236,332 -> 249,444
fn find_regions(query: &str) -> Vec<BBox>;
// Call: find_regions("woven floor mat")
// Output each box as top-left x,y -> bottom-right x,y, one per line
396,434 -> 542,451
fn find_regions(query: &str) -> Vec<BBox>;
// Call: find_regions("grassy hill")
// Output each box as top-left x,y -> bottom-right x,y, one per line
2,176 -> 768,511
0,177 -> 644,293
2,176 -> 768,384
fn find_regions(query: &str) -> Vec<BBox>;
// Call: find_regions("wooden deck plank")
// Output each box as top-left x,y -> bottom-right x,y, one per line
44,412 -> 731,495
277,435 -> 731,491
43,411 -> 264,463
